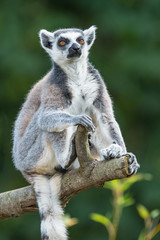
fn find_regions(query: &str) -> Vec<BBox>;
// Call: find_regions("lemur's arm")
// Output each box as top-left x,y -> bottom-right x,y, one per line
38,109 -> 95,132
91,84 -> 127,160
100,113 -> 126,152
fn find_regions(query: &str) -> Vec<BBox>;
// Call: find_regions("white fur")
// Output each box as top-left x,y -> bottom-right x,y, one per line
66,64 -> 99,115
34,175 -> 67,240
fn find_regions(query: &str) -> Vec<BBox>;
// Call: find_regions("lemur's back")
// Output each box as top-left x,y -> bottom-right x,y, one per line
14,73 -> 51,139
12,73 -> 52,173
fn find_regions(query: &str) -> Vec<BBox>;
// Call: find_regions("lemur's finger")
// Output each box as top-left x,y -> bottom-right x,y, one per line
81,121 -> 95,132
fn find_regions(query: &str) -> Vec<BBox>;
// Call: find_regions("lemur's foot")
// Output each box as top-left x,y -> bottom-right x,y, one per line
100,144 -> 123,160
100,146 -> 140,176
124,152 -> 140,176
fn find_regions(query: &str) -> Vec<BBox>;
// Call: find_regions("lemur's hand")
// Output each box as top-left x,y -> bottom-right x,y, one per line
75,114 -> 95,132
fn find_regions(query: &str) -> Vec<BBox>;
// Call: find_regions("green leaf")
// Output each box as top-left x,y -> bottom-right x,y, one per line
121,173 -> 152,192
138,229 -> 145,240
137,204 -> 150,219
63,214 -> 78,227
104,179 -> 123,191
150,209 -> 160,219
90,213 -> 111,227
104,174 -> 152,193
118,194 -> 135,208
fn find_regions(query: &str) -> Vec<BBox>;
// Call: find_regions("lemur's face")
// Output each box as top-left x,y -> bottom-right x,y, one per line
56,31 -> 84,60
39,26 -> 97,65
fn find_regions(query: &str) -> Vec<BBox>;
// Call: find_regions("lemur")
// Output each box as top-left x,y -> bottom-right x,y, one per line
12,26 -> 139,240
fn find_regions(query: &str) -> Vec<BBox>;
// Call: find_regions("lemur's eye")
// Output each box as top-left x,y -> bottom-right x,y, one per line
79,39 -> 84,44
59,41 -> 66,46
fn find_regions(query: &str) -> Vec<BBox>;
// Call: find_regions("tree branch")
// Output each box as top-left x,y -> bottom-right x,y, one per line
0,126 -> 133,220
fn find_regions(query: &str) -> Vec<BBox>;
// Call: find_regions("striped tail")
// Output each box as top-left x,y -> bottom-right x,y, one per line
33,174 -> 67,240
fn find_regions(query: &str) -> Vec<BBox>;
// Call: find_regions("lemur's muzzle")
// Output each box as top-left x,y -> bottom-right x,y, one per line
67,43 -> 81,58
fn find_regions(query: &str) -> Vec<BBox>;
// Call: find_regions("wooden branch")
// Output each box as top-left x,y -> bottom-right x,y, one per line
0,125 -> 133,220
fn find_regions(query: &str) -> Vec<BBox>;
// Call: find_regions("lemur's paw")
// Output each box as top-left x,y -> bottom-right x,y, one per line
100,144 -> 123,160
78,114 -> 96,132
124,153 -> 140,176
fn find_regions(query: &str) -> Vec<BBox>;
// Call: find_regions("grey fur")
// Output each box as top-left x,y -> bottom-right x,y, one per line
48,63 -> 72,105
54,28 -> 83,38
12,26 -> 139,240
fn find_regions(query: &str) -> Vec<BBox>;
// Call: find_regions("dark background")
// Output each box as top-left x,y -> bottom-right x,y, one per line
0,0 -> 160,239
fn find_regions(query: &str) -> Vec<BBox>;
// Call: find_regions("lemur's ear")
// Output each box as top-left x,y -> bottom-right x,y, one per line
83,26 -> 97,49
39,29 -> 54,50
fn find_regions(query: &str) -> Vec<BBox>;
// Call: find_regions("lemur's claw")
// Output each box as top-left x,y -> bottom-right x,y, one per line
124,153 -> 140,176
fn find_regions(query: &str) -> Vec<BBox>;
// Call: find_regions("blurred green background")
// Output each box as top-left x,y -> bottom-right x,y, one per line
0,0 -> 160,239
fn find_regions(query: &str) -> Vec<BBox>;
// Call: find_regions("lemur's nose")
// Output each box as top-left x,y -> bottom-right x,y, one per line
71,43 -> 80,52
68,43 -> 81,58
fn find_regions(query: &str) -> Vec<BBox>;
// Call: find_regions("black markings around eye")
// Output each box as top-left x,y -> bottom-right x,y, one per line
58,37 -> 70,47
76,36 -> 85,45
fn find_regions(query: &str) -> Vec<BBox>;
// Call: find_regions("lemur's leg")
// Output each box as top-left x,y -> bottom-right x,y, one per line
38,110 -> 95,132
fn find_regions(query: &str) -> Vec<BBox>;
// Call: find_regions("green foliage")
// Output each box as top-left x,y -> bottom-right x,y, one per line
0,0 -> 160,239
137,204 -> 150,220
137,205 -> 160,240
91,174 -> 160,240
63,214 -> 78,228
91,213 -> 111,227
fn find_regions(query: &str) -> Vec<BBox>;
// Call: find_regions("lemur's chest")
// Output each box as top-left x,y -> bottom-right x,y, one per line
68,76 -> 98,114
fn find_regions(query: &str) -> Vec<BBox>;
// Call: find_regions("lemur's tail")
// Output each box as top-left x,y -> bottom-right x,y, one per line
33,174 -> 67,240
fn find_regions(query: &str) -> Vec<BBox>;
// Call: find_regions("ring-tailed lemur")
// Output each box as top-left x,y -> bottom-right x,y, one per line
12,26 -> 139,240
